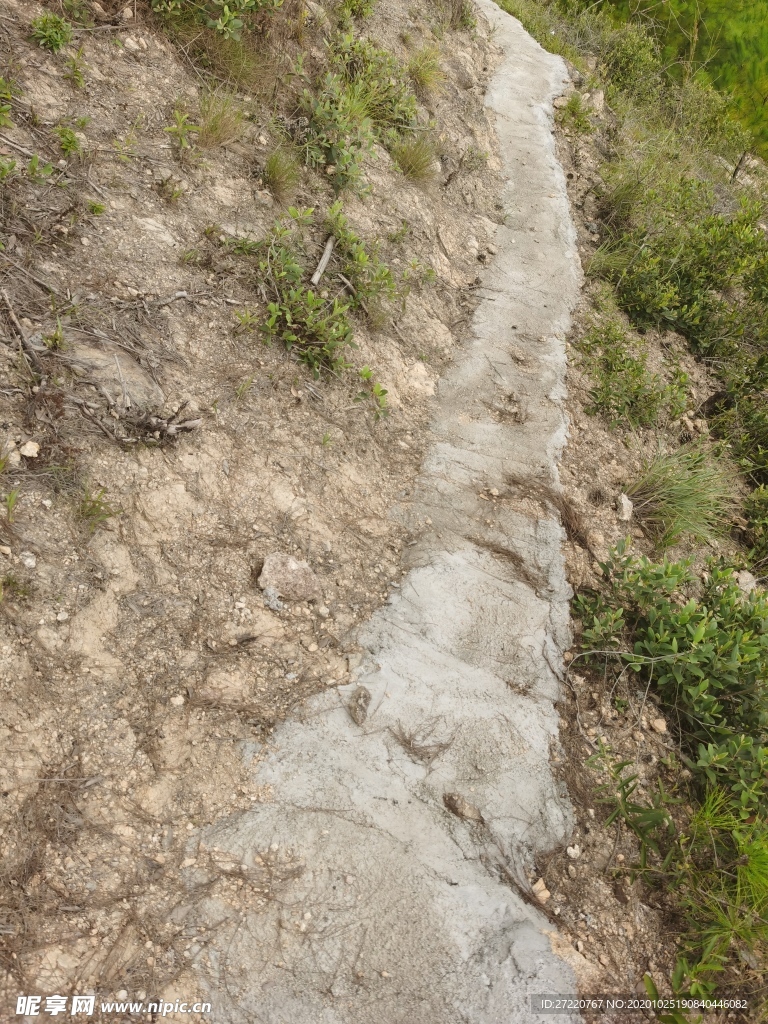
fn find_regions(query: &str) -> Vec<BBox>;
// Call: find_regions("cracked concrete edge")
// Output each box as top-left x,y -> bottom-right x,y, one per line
193,4 -> 584,1021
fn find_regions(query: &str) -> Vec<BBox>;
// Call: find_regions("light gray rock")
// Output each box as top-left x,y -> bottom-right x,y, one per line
258,552 -> 321,602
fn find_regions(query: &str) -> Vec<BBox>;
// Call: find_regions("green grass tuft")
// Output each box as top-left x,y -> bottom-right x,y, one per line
627,444 -> 738,547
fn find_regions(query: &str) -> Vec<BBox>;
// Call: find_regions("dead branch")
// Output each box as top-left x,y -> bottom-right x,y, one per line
310,235 -> 336,286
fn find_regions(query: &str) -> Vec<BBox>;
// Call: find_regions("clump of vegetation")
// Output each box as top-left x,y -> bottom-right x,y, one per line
577,321 -> 687,427
443,0 -> 476,30
407,45 -> 446,97
557,92 -> 593,133
151,0 -> 284,39
328,33 -> 418,141
627,444 -> 737,548
54,125 -> 81,158
228,207 -> 355,374
390,136 -> 438,185
577,544 -> 768,997
165,108 -> 200,155
263,146 -> 301,203
744,486 -> 768,570
336,0 -> 375,22
197,90 -> 243,147
301,72 -> 375,192
30,13 -> 73,52
77,488 -> 121,533
325,200 -> 397,318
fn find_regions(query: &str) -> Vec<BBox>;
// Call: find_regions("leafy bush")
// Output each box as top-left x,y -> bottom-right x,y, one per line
627,444 -> 737,547
336,0 -> 375,21
577,322 -> 687,427
745,486 -> 768,569
328,33 -> 417,140
576,544 -> 768,817
263,289 -> 353,374
150,0 -> 283,39
224,208 -> 356,374
301,72 -> 375,192
325,200 -> 397,316
600,23 -> 661,100
30,13 -> 73,52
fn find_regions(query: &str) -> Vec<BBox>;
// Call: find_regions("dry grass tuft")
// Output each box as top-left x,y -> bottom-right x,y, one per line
198,90 -> 243,148
407,45 -> 445,97
263,147 -> 301,204
391,136 -> 439,186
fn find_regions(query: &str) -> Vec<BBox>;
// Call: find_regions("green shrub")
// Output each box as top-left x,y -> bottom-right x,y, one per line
336,0 -> 375,20
557,92 -> 593,134
745,486 -> 768,568
328,33 -> 417,140
577,322 -> 687,427
224,208 -> 356,375
627,444 -> 737,547
600,23 -> 661,99
150,0 -> 283,38
262,289 -> 353,374
301,72 -> 375,192
325,200 -> 396,316
576,544 -> 768,817
30,13 -> 73,52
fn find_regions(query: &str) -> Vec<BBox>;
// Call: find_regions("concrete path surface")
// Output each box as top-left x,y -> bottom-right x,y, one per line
194,2 -> 583,1019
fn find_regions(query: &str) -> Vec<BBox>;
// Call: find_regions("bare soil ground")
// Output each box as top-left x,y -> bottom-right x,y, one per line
0,0 -> 508,1014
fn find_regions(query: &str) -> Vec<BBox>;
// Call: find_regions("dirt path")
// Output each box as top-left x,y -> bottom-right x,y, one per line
187,4 -> 585,1019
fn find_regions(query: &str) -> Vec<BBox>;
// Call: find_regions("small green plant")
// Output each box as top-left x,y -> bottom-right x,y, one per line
54,125 -> 81,158
627,444 -> 737,547
576,322 -> 688,427
328,33 -> 418,139
4,488 -> 20,524
233,307 -> 260,332
156,175 -> 185,203
112,125 -> 138,163
63,47 -> 87,88
198,90 -> 243,148
150,0 -> 284,39
263,147 -> 301,204
165,109 -> 199,154
43,320 -> 65,350
337,0 -> 375,22
263,289 -> 353,375
357,366 -> 389,419
77,488 -> 121,533
390,136 -> 438,185
235,376 -> 255,401
87,200 -> 106,215
30,13 -> 73,53
407,45 -> 445,97
388,220 -> 410,244
0,157 -> 17,182
25,154 -> 53,183
557,92 -> 594,134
